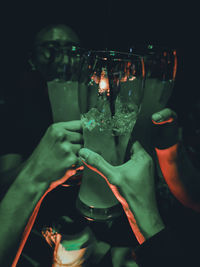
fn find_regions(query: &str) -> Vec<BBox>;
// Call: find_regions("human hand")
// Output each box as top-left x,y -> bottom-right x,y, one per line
152,107 -> 177,124
25,121 -> 83,186
152,108 -> 200,212
79,141 -> 164,242
151,108 -> 179,151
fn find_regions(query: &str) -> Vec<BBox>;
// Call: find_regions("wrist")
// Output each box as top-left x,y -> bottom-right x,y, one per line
122,189 -> 165,239
14,160 -> 49,196
134,206 -> 165,239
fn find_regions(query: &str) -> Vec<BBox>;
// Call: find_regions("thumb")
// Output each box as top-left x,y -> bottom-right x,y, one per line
130,141 -> 146,159
78,148 -> 116,184
152,108 -> 177,124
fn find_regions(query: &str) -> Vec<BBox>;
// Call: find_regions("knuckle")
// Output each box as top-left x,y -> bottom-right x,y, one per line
67,154 -> 77,166
57,131 -> 65,140
49,123 -> 58,130
48,124 -> 58,135
49,124 -> 65,139
62,142 -> 71,154
88,152 -> 100,166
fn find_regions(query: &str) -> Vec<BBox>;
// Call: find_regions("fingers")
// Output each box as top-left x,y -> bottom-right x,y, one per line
152,108 -> 177,123
48,123 -> 83,144
57,120 -> 83,133
78,148 -> 116,184
65,131 -> 83,144
71,144 -> 83,155
60,140 -> 82,156
65,153 -> 78,168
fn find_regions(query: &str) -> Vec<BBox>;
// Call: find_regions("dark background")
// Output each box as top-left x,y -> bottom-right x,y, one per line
0,0 -> 199,120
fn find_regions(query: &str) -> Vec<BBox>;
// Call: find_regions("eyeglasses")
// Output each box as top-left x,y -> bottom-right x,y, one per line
33,41 -> 83,63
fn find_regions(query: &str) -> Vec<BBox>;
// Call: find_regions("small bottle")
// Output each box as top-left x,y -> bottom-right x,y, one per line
42,216 -> 96,267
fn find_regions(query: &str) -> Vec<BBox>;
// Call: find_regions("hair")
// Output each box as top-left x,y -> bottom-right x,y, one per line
34,24 -> 80,45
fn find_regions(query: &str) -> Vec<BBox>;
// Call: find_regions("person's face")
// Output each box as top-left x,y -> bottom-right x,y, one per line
33,26 -> 80,81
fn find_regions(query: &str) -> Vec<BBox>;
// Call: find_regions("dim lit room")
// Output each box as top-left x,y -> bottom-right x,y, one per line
0,1 -> 199,266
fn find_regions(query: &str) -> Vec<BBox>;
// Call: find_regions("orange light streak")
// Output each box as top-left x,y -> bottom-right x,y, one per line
173,50 -> 177,81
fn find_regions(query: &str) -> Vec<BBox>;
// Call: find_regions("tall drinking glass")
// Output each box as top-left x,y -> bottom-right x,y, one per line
77,50 -> 145,221
47,45 -> 84,122
46,45 -> 85,185
128,44 -> 178,152
130,44 -> 177,119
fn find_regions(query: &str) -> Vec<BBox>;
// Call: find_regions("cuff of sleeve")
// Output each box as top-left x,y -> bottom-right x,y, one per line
152,118 -> 179,149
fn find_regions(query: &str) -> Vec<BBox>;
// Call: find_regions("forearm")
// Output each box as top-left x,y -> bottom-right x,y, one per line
0,164 -> 48,266
0,161 -> 25,200
156,143 -> 200,211
123,189 -> 165,240
132,206 -> 165,239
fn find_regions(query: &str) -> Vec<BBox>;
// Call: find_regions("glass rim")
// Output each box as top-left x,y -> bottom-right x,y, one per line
128,44 -> 177,56
85,50 -> 144,60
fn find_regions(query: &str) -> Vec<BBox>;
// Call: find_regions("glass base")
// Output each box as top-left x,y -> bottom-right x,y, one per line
76,197 -> 123,222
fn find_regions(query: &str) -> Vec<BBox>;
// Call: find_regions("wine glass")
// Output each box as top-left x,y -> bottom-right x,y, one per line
76,50 -> 145,221
130,44 -> 178,119
126,44 -> 178,152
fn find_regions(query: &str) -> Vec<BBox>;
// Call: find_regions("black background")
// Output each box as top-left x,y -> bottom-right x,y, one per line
0,0 -> 199,119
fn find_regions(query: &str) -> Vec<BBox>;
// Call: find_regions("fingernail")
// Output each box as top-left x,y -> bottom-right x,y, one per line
79,148 -> 90,162
152,113 -> 163,122
79,156 -> 86,163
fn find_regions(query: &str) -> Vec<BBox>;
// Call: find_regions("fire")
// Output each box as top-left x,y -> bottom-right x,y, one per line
98,68 -> 110,96
90,62 -> 138,97
99,78 -> 109,91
